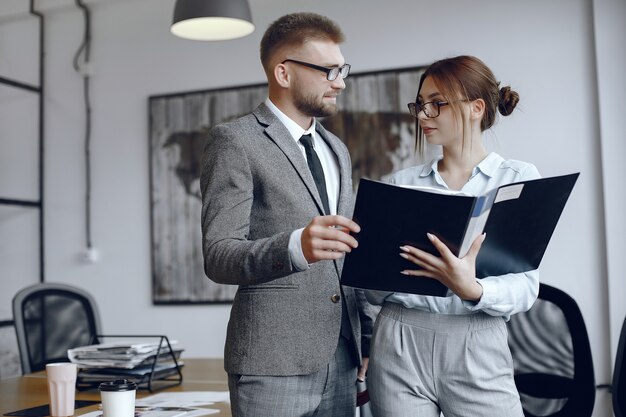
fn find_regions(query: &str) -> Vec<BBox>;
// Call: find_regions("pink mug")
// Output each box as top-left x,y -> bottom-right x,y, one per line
46,363 -> 77,417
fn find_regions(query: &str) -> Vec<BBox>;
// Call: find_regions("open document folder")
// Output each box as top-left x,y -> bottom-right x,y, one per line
341,173 -> 579,297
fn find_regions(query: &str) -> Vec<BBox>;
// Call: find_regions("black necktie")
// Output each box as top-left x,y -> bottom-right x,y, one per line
300,134 -> 331,215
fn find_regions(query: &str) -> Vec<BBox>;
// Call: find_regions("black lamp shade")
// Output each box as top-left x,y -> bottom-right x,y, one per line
171,0 -> 255,41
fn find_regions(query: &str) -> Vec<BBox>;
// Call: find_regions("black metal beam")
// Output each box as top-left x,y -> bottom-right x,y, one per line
0,198 -> 41,207
0,1 -> 46,284
0,75 -> 41,93
30,0 -> 46,284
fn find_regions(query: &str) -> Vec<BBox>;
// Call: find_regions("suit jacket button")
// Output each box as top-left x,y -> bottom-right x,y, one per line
331,294 -> 341,303
272,261 -> 284,271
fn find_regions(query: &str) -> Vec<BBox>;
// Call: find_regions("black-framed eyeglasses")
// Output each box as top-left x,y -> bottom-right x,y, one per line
407,101 -> 450,119
407,100 -> 470,119
282,59 -> 351,81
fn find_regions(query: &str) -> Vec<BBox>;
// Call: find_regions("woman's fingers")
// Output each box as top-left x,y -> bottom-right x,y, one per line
400,268 -> 438,278
465,233 -> 486,260
399,245 -> 444,273
426,233 -> 456,263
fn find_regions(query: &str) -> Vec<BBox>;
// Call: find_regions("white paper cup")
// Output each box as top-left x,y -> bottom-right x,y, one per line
99,379 -> 137,417
45,363 -> 77,417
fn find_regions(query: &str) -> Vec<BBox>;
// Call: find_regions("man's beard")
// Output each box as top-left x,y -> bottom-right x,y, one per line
292,82 -> 339,117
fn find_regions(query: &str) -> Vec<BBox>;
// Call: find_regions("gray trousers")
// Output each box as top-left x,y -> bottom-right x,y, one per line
228,336 -> 358,417
367,303 -> 524,417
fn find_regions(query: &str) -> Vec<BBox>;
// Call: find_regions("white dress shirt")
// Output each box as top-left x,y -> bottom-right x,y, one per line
365,152 -> 541,320
264,99 -> 340,271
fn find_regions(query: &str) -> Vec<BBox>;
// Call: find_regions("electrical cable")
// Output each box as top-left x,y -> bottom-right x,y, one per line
73,0 -> 93,250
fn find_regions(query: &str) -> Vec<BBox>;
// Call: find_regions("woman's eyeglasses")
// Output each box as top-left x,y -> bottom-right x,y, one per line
408,99 -> 470,119
407,101 -> 450,119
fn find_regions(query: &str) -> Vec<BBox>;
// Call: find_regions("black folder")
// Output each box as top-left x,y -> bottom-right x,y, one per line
4,401 -> 99,417
341,173 -> 579,296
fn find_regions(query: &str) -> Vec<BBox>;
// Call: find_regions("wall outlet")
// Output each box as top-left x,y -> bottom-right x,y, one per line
80,247 -> 99,264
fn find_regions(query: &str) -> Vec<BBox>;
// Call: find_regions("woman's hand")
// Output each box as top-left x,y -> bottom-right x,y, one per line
399,233 -> 486,301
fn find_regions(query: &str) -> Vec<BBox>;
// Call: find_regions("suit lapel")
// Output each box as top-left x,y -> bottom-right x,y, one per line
316,123 -> 352,217
254,104 -> 352,281
253,104 -> 327,215
316,124 -> 352,279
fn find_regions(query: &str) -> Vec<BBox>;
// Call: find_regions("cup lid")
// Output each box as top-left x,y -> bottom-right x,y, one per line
98,379 -> 137,392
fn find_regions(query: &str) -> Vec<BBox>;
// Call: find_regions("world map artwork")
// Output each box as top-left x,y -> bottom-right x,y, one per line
162,130 -> 205,201
162,111 -> 418,203
149,66 -> 427,303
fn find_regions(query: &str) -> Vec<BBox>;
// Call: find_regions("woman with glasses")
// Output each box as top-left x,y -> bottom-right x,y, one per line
365,55 -> 540,417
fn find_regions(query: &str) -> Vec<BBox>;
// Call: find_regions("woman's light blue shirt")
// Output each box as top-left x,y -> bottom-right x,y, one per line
365,152 -> 541,320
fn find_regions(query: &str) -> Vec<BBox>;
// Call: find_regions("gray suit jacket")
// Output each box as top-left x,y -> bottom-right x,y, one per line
200,103 -> 375,376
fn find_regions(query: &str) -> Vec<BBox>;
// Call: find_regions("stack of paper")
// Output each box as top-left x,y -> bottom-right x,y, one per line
68,338 -> 184,387
68,340 -> 183,369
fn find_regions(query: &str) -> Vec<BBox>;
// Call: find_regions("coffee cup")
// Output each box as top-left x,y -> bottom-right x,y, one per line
45,363 -> 77,417
99,379 -> 137,417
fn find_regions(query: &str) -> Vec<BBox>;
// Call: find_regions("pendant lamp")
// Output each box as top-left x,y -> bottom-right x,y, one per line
171,0 -> 255,41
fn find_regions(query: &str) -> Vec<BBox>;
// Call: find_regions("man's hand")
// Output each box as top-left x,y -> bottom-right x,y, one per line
301,215 -> 360,263
357,357 -> 369,382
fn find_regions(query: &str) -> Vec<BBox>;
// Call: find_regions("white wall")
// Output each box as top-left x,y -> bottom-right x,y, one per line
593,0 -> 626,365
1,0 -> 623,415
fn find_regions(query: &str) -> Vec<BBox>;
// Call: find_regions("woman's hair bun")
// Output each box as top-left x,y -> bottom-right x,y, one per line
498,86 -> 519,116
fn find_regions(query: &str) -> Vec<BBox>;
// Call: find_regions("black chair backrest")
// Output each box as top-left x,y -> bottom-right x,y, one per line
12,283 -> 101,374
614,316 -> 626,417
507,283 -> 595,417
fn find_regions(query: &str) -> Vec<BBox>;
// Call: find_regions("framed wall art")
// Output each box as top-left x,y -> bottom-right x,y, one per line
148,65 -> 427,304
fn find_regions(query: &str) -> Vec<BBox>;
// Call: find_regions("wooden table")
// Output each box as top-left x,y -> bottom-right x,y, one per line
0,358 -> 231,416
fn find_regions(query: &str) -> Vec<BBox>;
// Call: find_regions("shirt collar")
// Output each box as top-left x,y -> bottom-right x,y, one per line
419,156 -> 443,178
265,98 -> 316,142
421,152 -> 503,179
474,152 -> 504,178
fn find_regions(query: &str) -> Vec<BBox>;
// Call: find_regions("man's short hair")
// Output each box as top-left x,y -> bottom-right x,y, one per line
260,12 -> 345,73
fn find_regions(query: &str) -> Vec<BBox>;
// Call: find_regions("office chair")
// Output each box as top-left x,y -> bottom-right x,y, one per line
613,315 -> 626,417
507,283 -> 595,417
12,282 -> 102,374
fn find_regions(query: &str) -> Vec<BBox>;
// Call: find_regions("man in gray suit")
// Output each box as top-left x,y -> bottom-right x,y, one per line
200,12 -> 375,417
